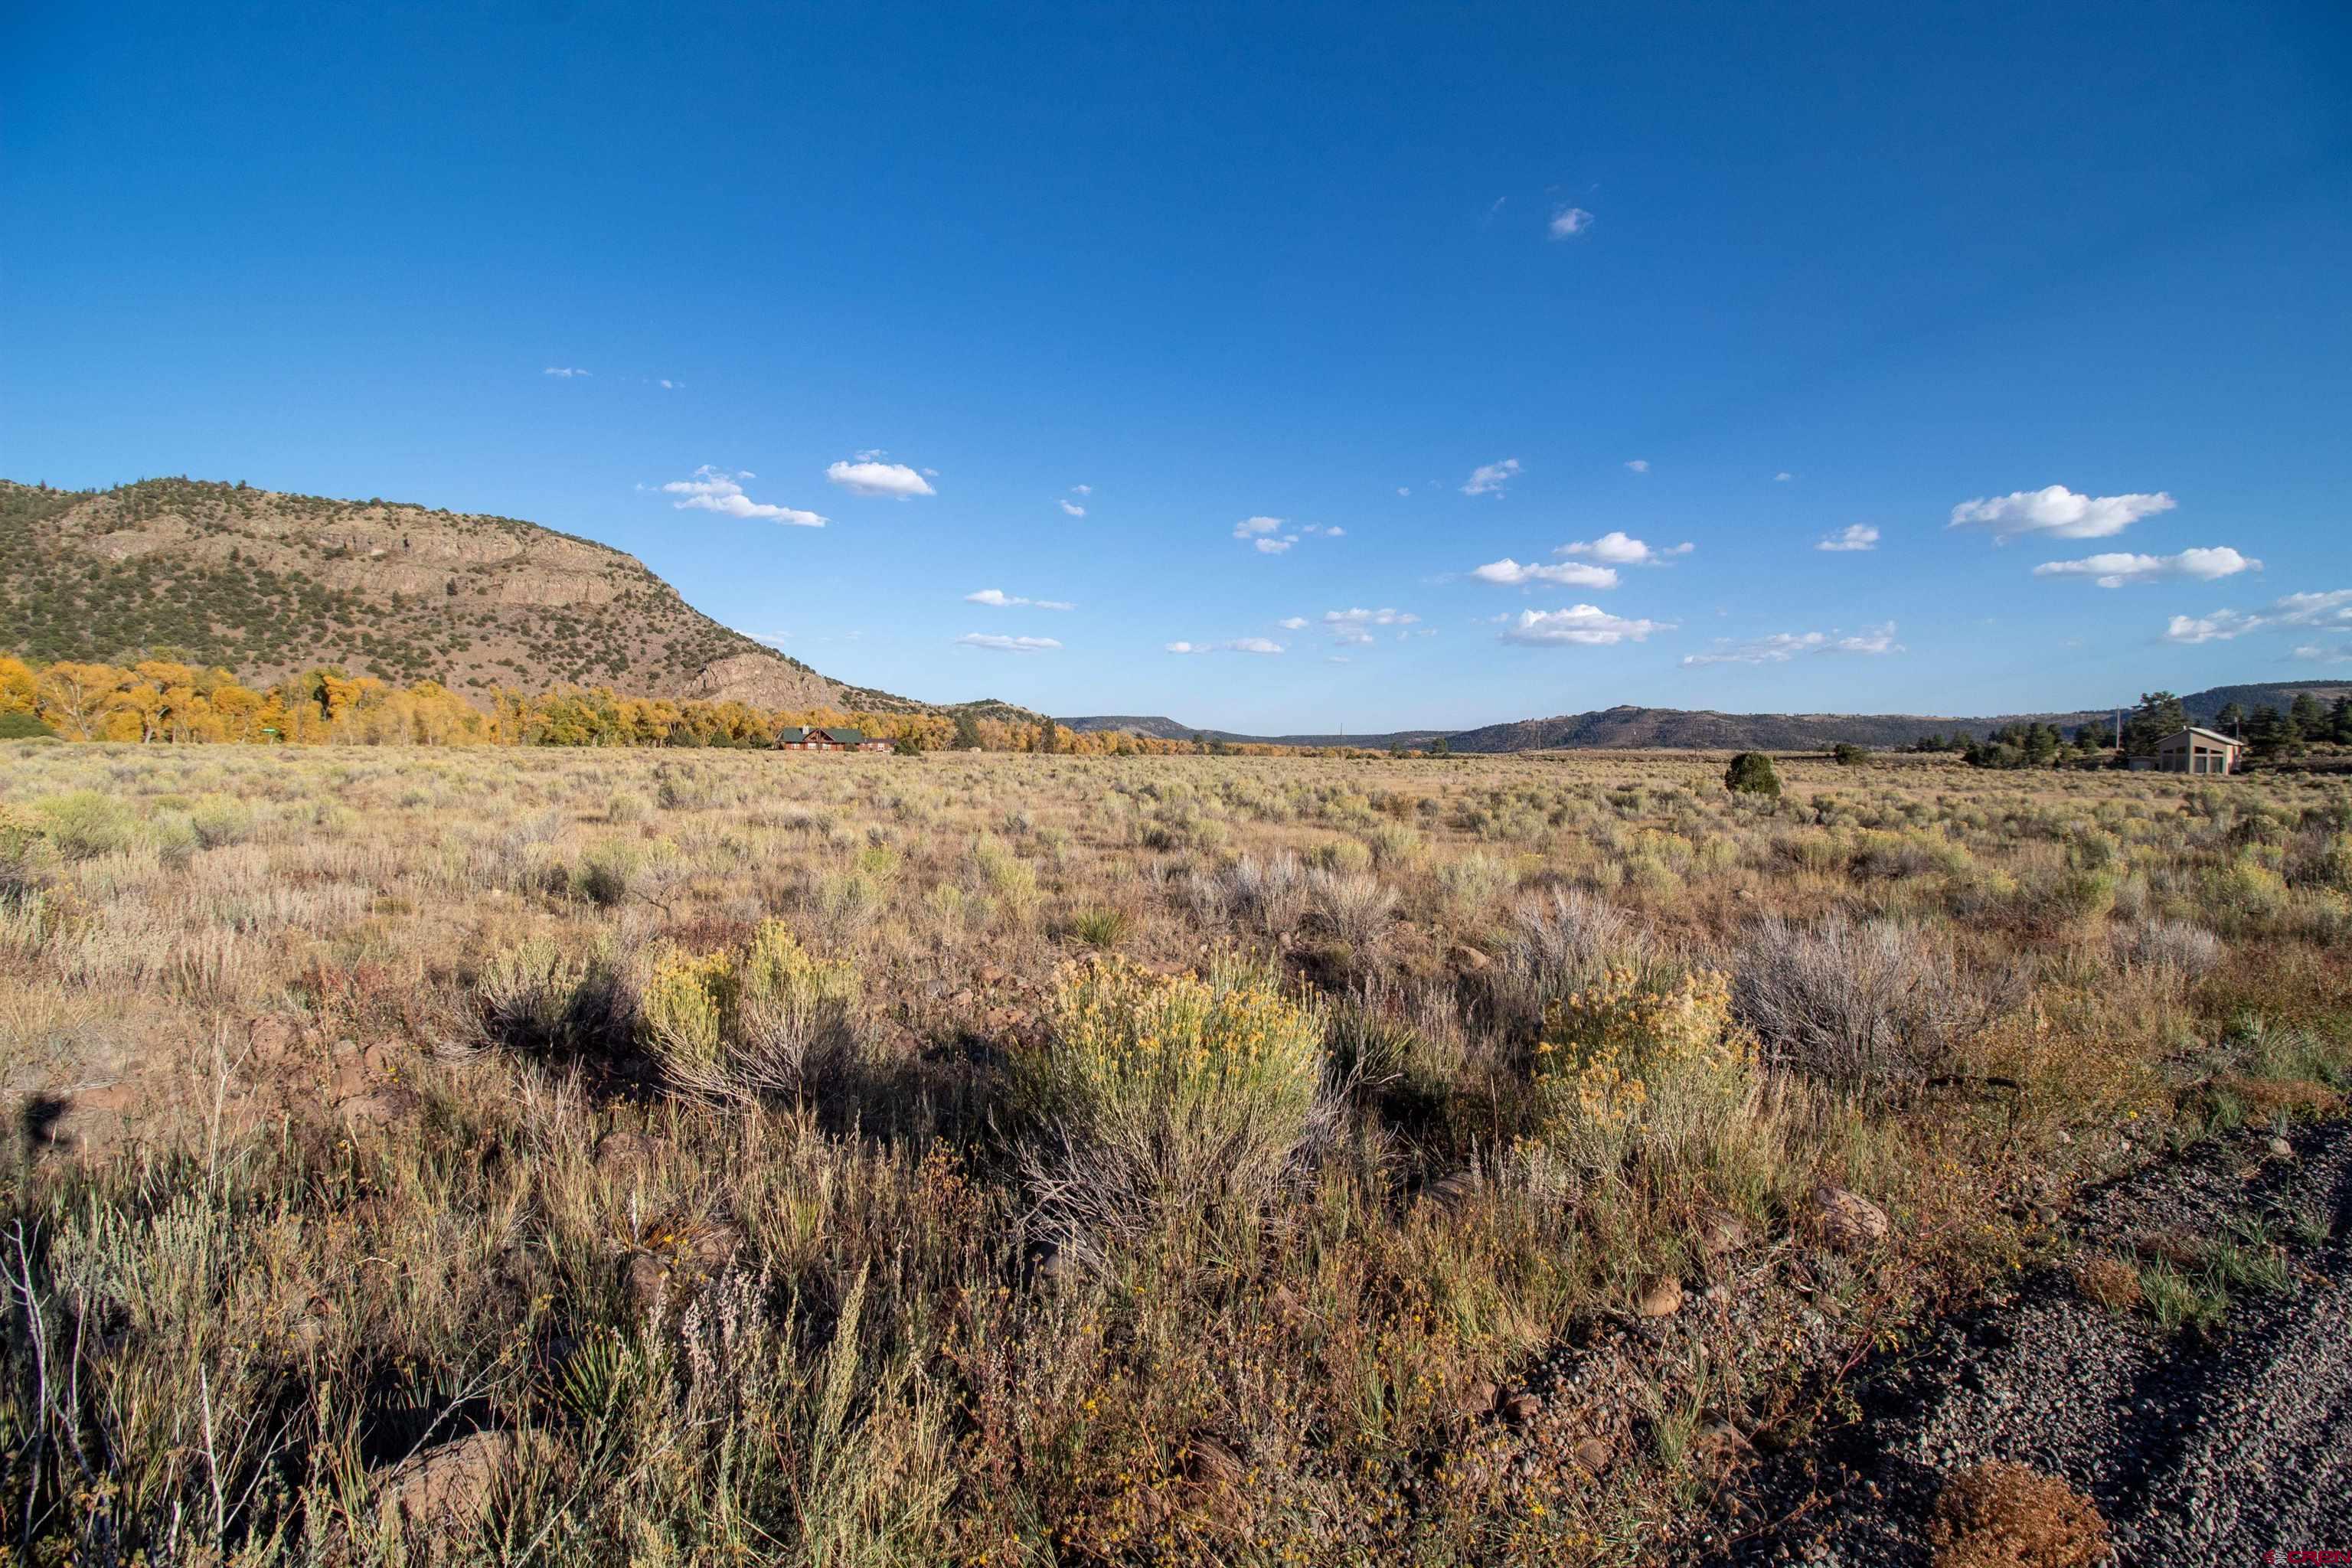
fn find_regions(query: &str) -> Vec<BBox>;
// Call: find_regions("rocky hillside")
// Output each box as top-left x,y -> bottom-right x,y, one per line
0,477 -> 916,710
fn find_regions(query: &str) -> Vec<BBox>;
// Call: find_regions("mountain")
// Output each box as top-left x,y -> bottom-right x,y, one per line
0,476 -> 926,710
1067,684 -> 2350,754
1060,716 -> 1452,750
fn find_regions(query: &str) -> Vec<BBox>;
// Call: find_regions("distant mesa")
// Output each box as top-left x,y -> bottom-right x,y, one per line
1060,685 -> 2348,753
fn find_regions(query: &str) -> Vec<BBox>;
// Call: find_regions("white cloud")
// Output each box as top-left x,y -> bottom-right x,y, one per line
1549,206 -> 1594,238
1498,606 -> 1670,647
956,633 -> 1061,653
1833,623 -> 1903,655
2292,641 -> 2352,665
965,589 -> 1074,611
826,459 -> 936,498
1165,639 -> 1284,655
2033,546 -> 2261,589
1323,607 -> 1419,646
1775,472 -> 1795,482
1462,458 -> 1522,497
662,466 -> 828,528
1072,484 -> 1092,496
1682,621 -> 1904,667
2164,611 -> 2262,645
1277,616 -> 1309,631
2273,590 -> 2352,626
1396,486 -> 1411,497
1817,524 -> 1880,552
1235,515 -> 1338,554
2164,588 -> 2352,644
1624,459 -> 1649,474
1949,485 -> 2176,541
1560,531 -> 1691,566
1059,499 -> 1086,517
1472,557 -> 1621,590
543,367 -> 590,377
657,378 -> 681,389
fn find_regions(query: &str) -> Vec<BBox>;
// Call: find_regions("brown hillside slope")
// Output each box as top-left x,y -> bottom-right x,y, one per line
0,476 -> 918,709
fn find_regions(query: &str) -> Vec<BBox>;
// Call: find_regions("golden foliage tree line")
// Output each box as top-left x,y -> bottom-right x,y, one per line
0,656 -> 1320,755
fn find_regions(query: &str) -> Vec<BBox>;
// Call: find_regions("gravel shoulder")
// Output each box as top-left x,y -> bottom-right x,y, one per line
1708,1115 -> 2352,1566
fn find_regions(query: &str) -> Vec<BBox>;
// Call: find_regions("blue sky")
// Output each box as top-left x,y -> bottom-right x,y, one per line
4,2 -> 2347,730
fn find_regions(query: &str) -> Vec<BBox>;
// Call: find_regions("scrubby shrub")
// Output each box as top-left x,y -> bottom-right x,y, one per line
1534,967 -> 1756,1173
2201,857 -> 2288,926
2030,864 -> 2118,926
1363,821 -> 1424,868
1205,852 -> 1310,936
1308,869 -> 1397,948
571,839 -> 643,907
0,803 -> 45,906
654,764 -> 727,812
1307,838 -> 1374,875
1436,851 -> 1515,912
2109,918 -> 2222,978
478,934 -> 614,1053
1725,753 -> 1781,799
639,920 -> 859,1102
1011,956 -> 1325,1230
186,794 -> 256,848
148,811 -> 199,871
1493,888 -> 1649,1035
0,711 -> 57,739
36,791 -> 137,861
1734,915 -> 2017,1098
2285,827 -> 2352,892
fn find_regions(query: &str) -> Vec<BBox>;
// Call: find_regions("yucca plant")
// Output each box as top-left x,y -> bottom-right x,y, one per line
1064,905 -> 1133,949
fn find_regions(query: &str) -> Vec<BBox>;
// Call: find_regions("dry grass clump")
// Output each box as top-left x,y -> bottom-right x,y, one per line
1928,1461 -> 2112,1568
2070,1255 -> 2143,1312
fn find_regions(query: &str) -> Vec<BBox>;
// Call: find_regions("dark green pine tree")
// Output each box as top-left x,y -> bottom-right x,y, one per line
2288,690 -> 2325,743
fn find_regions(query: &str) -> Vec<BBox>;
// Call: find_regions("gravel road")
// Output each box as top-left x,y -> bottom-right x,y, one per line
1711,1116 -> 2352,1566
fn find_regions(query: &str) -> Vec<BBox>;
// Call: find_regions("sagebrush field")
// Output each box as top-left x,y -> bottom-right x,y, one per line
2,742 -> 2347,1564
